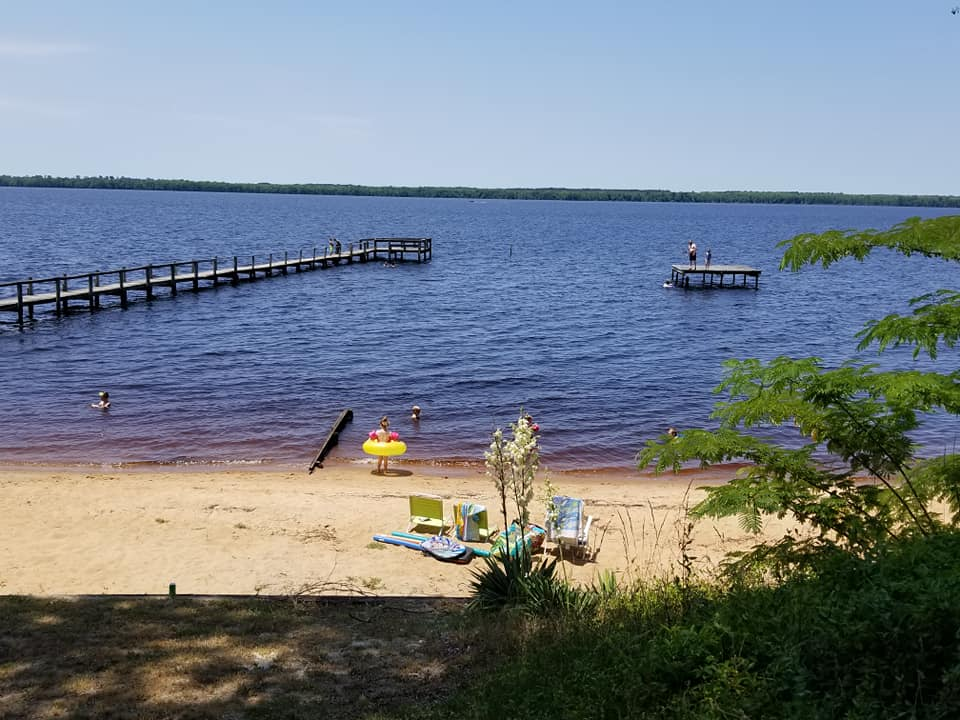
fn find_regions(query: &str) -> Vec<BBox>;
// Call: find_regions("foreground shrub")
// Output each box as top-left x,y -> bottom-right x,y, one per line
432,531 -> 960,719
466,552 -> 599,617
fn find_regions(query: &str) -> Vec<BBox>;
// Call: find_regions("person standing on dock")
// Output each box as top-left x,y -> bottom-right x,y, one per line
706,248 -> 712,268
688,240 -> 698,269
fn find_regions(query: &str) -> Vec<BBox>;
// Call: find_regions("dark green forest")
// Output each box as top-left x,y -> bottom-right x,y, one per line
2,174 -> 959,208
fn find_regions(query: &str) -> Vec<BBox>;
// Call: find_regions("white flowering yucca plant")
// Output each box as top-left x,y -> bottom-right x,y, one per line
485,409 -> 540,538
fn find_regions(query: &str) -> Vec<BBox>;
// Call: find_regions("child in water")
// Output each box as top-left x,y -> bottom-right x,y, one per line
91,391 -> 110,410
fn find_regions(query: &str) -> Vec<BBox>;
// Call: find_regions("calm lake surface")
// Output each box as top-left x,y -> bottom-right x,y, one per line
0,187 -> 956,471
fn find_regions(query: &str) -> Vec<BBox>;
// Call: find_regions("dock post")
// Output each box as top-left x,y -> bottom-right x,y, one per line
267,253 -> 273,277
55,276 -> 63,315
311,247 -> 317,270
93,273 -> 100,307
28,278 -> 34,319
16,282 -> 23,327
282,251 -> 288,275
120,268 -> 128,308
170,264 -> 177,296
146,266 -> 154,299
250,255 -> 256,281
233,256 -> 239,283
212,258 -> 219,286
88,274 -> 95,310
192,261 -> 199,291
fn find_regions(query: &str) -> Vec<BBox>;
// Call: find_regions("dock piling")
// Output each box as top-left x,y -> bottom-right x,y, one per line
670,263 -> 761,290
0,238 -> 432,326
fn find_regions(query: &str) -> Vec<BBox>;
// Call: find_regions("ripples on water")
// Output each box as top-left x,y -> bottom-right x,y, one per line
0,188 -> 956,470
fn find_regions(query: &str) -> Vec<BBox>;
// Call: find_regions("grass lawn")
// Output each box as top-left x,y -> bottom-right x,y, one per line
0,595 -> 482,719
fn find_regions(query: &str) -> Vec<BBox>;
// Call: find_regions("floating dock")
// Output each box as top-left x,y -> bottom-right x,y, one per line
0,237 -> 431,327
670,264 -> 761,289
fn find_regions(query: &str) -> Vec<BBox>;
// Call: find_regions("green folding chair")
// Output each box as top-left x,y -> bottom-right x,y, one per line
408,494 -> 446,534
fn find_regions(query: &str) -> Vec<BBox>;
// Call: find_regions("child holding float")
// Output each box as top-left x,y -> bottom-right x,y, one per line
362,415 -> 406,475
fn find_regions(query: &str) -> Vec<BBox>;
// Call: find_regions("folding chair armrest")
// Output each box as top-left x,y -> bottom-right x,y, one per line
580,515 -> 594,544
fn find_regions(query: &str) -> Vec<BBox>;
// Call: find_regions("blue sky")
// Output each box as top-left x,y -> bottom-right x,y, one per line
1,1 -> 957,194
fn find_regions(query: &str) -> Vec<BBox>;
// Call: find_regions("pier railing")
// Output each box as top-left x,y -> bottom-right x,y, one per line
0,237 -> 431,326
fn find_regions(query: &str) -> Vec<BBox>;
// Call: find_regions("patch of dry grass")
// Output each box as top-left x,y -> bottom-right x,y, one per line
0,595 -> 483,719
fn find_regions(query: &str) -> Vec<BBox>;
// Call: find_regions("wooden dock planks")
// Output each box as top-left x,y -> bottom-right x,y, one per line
669,263 -> 761,289
0,238 -> 432,326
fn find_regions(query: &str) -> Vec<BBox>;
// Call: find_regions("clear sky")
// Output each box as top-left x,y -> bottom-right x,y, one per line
1,1 -> 957,194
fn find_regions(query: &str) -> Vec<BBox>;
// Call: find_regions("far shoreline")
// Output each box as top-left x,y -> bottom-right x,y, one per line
3,176 -> 958,208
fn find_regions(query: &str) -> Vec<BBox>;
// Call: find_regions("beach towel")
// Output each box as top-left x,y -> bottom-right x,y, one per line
550,496 -> 583,542
454,502 -> 486,542
490,522 -> 546,558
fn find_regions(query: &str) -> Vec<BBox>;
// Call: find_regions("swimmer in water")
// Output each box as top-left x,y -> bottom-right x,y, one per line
91,391 -> 110,410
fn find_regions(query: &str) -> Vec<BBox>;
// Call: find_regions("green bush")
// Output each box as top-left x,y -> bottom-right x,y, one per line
433,531 -> 960,719
466,552 -> 601,617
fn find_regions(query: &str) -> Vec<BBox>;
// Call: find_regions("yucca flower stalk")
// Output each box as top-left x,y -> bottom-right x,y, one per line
484,409 -> 541,557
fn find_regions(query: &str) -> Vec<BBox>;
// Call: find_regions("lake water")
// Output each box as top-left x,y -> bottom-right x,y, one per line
0,187 -> 956,471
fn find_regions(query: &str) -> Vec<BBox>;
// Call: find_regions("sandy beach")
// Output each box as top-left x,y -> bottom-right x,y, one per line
0,460 -> 802,597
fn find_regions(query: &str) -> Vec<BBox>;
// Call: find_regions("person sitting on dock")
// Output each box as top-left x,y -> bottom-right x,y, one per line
91,391 -> 110,410
688,241 -> 698,269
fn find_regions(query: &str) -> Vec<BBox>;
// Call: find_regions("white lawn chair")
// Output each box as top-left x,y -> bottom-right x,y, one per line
547,495 -> 595,560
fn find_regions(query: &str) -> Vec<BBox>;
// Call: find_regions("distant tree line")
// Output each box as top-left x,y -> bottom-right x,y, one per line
1,174 -> 959,208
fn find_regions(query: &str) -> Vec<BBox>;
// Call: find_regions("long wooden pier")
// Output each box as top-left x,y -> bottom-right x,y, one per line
670,263 -> 761,289
0,237 -> 431,327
